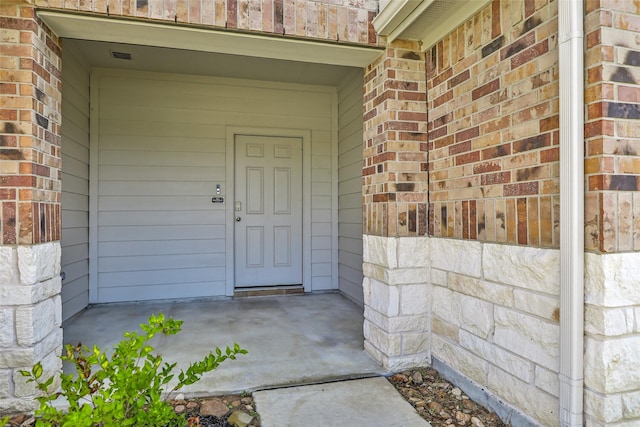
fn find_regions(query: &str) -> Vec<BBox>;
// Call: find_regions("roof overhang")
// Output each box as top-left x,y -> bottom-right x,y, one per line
37,10 -> 383,68
373,0 -> 490,50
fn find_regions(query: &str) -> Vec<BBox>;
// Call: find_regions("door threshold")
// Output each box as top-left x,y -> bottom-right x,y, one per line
233,285 -> 304,298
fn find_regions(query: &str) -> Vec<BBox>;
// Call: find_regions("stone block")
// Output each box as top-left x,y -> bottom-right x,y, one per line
397,237 -> 430,268
459,295 -> 493,338
431,238 -> 482,277
0,247 -> 17,285
399,284 -> 430,315
459,329 -> 532,382
432,286 -> 460,326
448,273 -> 514,307
534,365 -> 559,398
483,244 -> 559,295
0,370 -> 10,399
585,335 -> 640,394
432,335 -> 487,385
0,398 -> 37,416
367,278 -> 399,317
622,390 -> 640,418
363,235 -> 397,268
402,332 -> 429,354
13,349 -> 61,398
493,307 -> 559,371
0,276 -> 61,306
389,314 -> 429,333
16,296 -> 61,346
0,349 -> 34,369
431,317 -> 459,342
585,305 -> 634,336
386,267 -> 430,285
487,365 -> 559,427
0,309 -> 15,347
362,262 -> 385,283
385,353 -> 430,371
17,243 -> 61,286
364,319 -> 401,357
584,388 -> 623,424
585,252 -> 640,307
431,268 -> 447,286
514,289 -> 559,322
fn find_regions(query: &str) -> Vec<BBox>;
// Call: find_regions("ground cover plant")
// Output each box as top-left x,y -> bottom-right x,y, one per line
20,313 -> 246,427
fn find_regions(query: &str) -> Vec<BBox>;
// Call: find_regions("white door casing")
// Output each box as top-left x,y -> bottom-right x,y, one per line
234,135 -> 303,287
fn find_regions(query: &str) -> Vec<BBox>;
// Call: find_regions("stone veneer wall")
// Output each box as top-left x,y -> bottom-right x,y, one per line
583,1 -> 640,425
364,236 -> 561,425
0,1 -> 63,414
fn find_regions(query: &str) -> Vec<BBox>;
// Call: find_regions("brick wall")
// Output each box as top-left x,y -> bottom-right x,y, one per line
584,0 -> 640,253
426,0 -> 560,248
31,0 -> 379,46
0,1 -> 62,245
362,40 -> 428,237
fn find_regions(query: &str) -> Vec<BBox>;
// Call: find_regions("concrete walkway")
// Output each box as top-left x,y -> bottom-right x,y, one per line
255,377 -> 430,427
63,293 -> 429,425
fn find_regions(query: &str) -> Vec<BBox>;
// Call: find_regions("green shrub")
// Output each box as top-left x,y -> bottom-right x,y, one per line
21,313 -> 247,427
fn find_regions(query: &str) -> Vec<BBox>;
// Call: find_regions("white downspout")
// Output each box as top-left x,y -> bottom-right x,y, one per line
558,0 -> 584,426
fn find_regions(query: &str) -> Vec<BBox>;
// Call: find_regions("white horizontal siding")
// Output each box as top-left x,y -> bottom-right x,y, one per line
337,70 -> 364,305
61,46 -> 90,321
93,69 -> 336,303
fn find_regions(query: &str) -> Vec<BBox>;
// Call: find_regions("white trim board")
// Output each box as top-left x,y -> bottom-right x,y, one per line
38,11 -> 383,67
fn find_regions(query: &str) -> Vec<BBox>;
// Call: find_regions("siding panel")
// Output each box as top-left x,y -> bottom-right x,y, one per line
94,69 -> 337,302
337,70 -> 364,305
61,47 -> 91,321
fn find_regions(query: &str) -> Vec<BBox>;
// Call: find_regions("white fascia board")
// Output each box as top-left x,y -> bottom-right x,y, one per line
419,0 -> 490,50
372,0 -> 423,36
37,11 -> 382,67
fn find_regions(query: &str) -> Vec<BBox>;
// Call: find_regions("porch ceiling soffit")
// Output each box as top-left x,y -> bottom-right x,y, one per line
37,11 -> 383,68
373,0 -> 490,50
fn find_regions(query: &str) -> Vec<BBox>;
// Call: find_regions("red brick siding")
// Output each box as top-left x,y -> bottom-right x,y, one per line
0,3 -> 62,245
585,0 -> 640,253
363,40 -> 428,237
32,0 -> 379,46
427,0 -> 559,248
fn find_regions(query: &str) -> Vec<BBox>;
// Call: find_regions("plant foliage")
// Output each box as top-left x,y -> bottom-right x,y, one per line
20,313 -> 247,427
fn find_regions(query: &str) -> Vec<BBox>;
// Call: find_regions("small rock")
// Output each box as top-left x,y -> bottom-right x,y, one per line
174,404 -> 186,414
200,398 -> 229,417
240,397 -> 252,404
21,417 -> 35,426
451,387 -> 462,397
186,401 -> 198,410
456,411 -> 472,423
231,399 -> 241,408
428,401 -> 443,413
471,416 -> 485,427
390,373 -> 409,383
411,371 -> 423,384
174,393 -> 185,401
228,410 -> 254,427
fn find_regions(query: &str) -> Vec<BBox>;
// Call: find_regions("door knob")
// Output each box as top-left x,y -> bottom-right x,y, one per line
235,216 -> 241,222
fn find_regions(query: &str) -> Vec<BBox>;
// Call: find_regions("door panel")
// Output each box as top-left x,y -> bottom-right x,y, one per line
234,135 -> 303,287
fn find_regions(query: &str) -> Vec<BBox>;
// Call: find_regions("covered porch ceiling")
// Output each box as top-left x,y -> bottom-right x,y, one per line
39,10 -> 383,84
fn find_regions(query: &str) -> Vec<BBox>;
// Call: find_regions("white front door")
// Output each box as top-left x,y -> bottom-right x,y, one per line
234,135 -> 303,287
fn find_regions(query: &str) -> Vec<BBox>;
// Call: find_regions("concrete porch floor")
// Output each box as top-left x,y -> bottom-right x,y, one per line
62,292 -> 388,397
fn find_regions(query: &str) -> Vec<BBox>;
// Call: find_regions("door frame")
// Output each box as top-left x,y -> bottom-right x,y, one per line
225,127 -> 312,296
